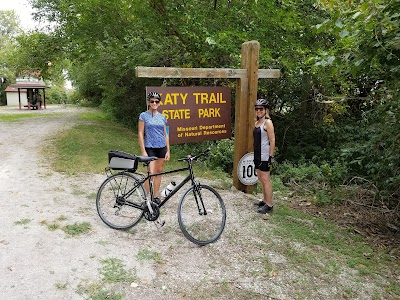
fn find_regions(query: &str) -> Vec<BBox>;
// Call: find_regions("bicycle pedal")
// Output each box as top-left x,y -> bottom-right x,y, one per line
156,220 -> 165,228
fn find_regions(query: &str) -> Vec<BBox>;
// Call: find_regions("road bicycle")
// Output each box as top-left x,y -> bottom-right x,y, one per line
96,148 -> 226,245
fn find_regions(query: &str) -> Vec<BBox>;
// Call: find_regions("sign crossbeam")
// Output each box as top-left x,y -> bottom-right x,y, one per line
135,66 -> 280,79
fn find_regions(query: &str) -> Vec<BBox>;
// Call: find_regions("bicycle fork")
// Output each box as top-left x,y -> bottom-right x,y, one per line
193,184 -> 207,215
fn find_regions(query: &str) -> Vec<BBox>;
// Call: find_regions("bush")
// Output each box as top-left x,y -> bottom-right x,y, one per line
320,162 -> 348,187
315,190 -> 331,206
271,176 -> 288,194
206,139 -> 234,174
169,139 -> 234,175
340,95 -> 400,209
276,160 -> 347,187
45,87 -> 67,104
274,160 -> 348,204
275,160 -> 324,185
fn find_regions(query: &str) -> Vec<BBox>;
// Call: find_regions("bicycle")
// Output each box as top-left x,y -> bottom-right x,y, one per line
60,99 -> 67,108
96,148 -> 226,245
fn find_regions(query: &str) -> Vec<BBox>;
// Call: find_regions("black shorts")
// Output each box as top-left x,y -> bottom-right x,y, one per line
254,160 -> 271,172
145,146 -> 167,158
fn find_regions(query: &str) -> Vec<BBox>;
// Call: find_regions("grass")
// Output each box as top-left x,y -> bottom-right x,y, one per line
44,111 -> 136,174
14,218 -> 32,225
40,215 -> 69,231
55,282 -> 68,290
62,222 -> 92,237
136,247 -> 163,263
41,220 -> 92,236
42,218 -> 91,237
270,205 -> 395,278
76,257 -> 136,299
99,258 -> 136,283
0,113 -> 60,122
44,110 -> 230,182
44,222 -> 61,231
77,283 -> 123,300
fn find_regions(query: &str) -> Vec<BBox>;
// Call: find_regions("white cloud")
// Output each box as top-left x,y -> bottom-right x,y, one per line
0,0 -> 38,31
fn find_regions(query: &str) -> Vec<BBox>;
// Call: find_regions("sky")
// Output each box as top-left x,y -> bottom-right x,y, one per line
0,0 -> 38,31
1,0 -> 73,89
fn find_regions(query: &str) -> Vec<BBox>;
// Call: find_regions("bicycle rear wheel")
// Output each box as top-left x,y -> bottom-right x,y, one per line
178,184 -> 226,245
96,172 -> 145,230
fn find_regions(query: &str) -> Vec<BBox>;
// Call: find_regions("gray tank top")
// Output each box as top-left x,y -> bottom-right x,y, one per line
253,119 -> 270,161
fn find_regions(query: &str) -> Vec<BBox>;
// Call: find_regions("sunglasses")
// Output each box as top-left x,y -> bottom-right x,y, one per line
255,107 -> 265,111
149,100 -> 160,104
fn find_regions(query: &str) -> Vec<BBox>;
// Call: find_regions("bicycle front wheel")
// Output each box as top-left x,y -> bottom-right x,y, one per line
178,184 -> 226,245
96,172 -> 145,230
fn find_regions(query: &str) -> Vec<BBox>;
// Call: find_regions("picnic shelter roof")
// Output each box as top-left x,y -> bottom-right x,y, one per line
9,82 -> 47,89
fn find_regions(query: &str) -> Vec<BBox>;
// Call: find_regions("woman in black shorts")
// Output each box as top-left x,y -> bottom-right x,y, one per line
253,99 -> 275,214
138,92 -> 170,201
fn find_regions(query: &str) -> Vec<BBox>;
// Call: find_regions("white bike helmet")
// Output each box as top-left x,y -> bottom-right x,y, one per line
147,91 -> 161,101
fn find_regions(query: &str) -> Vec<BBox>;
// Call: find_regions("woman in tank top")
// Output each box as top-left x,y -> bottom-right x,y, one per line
253,98 -> 275,214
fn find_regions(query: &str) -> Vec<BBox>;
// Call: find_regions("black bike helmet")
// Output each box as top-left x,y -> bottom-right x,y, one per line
147,91 -> 161,101
254,98 -> 270,108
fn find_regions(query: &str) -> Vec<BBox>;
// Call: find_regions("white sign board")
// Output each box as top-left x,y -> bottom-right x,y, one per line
237,152 -> 258,185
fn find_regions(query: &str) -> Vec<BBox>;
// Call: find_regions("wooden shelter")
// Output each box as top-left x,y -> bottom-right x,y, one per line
8,79 -> 48,110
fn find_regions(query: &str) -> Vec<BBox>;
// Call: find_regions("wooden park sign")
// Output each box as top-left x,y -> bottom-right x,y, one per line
136,40 -> 280,193
145,86 -> 231,144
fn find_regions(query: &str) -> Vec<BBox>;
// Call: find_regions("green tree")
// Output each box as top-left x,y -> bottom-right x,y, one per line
0,10 -> 21,104
0,10 -> 21,44
310,0 -> 400,206
11,32 -> 65,80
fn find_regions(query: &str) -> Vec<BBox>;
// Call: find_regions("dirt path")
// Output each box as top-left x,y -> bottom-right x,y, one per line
0,106 -> 260,300
0,106 -> 395,300
0,106 -> 101,299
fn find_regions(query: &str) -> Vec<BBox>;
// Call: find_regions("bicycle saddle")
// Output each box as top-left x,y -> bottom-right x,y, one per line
136,156 -> 158,163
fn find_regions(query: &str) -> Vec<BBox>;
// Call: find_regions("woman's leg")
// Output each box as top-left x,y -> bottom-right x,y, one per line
150,158 -> 165,196
257,170 -> 273,207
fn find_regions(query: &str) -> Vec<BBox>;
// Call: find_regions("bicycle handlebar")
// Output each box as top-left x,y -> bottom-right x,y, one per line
178,147 -> 211,162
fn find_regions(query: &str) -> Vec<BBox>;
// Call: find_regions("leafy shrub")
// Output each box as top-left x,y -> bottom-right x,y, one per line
275,160 -> 324,185
170,139 -> 234,175
45,87 -> 67,104
274,160 -> 348,203
340,92 -> 400,209
206,139 -> 234,174
320,162 -> 348,187
271,175 -> 288,194
276,160 -> 347,188
315,190 -> 331,206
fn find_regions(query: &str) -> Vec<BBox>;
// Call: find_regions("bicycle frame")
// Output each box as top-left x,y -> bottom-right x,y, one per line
144,156 -> 200,206
117,156 -> 198,211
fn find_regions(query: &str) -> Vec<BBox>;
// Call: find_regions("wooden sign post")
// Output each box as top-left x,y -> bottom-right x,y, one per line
135,40 -> 280,193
